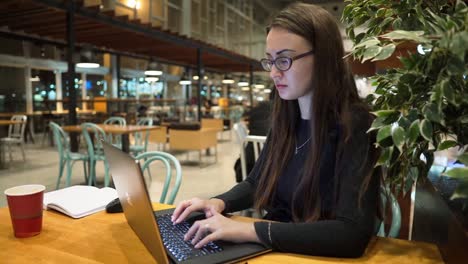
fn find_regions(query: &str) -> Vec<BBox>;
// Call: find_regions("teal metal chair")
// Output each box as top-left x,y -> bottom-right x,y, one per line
49,122 -> 88,189
377,185 -> 402,238
81,122 -> 111,187
103,116 -> 126,146
135,151 -> 182,204
130,117 -> 154,156
103,116 -> 126,126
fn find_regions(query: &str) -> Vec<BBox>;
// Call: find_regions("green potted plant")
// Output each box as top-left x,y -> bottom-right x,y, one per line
342,0 -> 468,200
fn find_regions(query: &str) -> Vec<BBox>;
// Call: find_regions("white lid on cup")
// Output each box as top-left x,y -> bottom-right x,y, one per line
4,185 -> 46,196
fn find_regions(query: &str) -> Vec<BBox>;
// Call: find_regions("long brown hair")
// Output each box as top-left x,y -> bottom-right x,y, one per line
254,3 -> 377,222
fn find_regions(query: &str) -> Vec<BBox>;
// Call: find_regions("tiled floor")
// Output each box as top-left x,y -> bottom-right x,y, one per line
0,132 -> 240,208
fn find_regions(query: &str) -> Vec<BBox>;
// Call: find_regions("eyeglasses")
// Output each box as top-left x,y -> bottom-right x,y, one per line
260,50 -> 314,72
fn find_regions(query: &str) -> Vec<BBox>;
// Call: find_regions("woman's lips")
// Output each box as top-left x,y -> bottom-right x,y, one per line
276,84 -> 287,89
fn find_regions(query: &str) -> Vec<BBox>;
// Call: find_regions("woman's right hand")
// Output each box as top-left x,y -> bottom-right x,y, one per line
171,198 -> 225,224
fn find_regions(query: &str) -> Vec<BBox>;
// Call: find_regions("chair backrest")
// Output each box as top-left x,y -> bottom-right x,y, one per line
49,121 -> 70,159
233,122 -> 249,144
240,135 -> 266,180
135,117 -> 154,147
103,117 -> 126,144
103,116 -> 126,126
135,151 -> 182,204
377,186 -> 401,238
81,123 -> 108,158
8,115 -> 27,140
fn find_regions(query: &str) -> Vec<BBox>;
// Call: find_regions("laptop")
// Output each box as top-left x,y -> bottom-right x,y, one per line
102,141 -> 271,264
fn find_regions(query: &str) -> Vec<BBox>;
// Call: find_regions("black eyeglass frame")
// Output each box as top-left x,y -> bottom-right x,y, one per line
260,50 -> 315,72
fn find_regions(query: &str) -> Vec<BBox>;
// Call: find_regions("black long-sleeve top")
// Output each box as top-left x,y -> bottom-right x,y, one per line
215,109 -> 380,258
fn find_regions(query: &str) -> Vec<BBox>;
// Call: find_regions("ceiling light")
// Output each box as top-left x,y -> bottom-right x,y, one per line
76,47 -> 100,68
222,73 -> 235,84
238,75 -> 249,87
179,72 -> 191,85
145,60 -> 163,76
145,77 -> 159,82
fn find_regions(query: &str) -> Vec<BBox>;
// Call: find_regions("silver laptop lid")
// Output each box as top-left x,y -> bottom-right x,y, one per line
103,141 -> 169,264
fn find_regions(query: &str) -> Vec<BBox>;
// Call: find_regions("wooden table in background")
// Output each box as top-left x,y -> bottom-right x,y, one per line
0,203 -> 444,264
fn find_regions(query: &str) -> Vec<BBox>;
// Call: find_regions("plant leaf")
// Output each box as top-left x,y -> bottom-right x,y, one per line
372,110 -> 397,117
377,146 -> 394,166
392,126 -> 405,152
381,30 -> 430,43
437,140 -> 458,151
354,37 -> 380,49
457,153 -> 468,165
459,115 -> 468,124
372,43 -> 396,61
441,79 -> 457,106
419,119 -> 433,141
407,120 -> 420,144
443,168 -> 468,180
422,103 -> 443,124
362,46 -> 383,62
368,116 -> 386,132
377,125 -> 392,143
451,182 -> 468,200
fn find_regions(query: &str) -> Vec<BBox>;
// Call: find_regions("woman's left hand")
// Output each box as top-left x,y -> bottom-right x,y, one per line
184,207 -> 261,248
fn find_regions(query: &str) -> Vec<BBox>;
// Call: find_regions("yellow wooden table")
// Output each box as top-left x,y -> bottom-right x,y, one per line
0,203 -> 443,264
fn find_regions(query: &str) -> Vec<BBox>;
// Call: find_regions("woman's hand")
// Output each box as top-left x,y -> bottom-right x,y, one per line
171,198 -> 225,224
184,207 -> 261,248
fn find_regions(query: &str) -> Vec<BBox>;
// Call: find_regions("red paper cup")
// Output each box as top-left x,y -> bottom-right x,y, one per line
4,184 -> 45,238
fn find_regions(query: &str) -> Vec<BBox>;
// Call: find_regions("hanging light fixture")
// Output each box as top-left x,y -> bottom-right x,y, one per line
222,73 -> 235,84
179,72 -> 191,85
76,46 -> 100,68
192,75 -> 208,81
144,60 -> 163,76
237,75 -> 249,87
145,77 -> 159,82
253,77 -> 265,89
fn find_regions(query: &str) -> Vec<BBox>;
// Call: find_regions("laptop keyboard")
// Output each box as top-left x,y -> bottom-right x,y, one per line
156,213 -> 223,262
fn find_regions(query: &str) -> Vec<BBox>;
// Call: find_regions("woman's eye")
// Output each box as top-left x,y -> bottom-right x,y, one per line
277,58 -> 290,68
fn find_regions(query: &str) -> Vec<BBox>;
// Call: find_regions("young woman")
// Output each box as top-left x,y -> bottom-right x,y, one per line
171,2 -> 380,258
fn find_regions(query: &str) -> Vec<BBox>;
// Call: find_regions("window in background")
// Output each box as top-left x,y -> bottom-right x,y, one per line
0,66 -> 26,113
167,0 -> 182,32
119,77 -> 137,98
31,69 -> 56,112
86,74 -> 107,98
61,73 -> 81,110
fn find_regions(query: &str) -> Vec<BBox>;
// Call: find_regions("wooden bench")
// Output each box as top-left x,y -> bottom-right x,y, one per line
168,127 -> 218,166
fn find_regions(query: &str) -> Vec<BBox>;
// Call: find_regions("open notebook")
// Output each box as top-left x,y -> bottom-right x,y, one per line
43,185 -> 118,218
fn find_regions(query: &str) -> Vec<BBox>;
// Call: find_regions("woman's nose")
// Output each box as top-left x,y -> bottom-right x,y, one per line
269,65 -> 283,79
